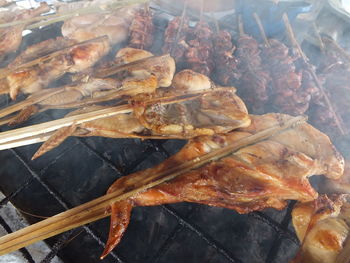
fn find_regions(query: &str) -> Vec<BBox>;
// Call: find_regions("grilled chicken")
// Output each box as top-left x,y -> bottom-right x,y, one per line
114,47 -> 176,87
61,5 -> 139,45
31,72 -> 250,159
292,195 -> 350,263
0,36 -> 110,99
100,113 -> 344,258
0,2 -> 50,59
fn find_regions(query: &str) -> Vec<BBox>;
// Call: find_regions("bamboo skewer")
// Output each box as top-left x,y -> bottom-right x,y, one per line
253,13 -> 270,47
312,22 -> 325,52
0,104 -> 132,145
0,90 -> 223,150
238,14 -> 245,36
0,88 -> 63,119
93,54 -> 170,78
0,115 -> 306,256
282,13 -> 347,136
170,0 -> 187,55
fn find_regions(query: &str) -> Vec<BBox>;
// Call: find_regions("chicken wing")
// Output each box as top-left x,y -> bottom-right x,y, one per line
101,113 -> 344,258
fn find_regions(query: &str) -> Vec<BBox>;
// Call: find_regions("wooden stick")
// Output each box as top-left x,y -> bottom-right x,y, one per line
0,88 -> 63,119
253,12 -> 270,47
0,115 -> 306,256
238,14 -> 245,36
282,13 -> 346,136
170,0 -> 187,55
312,22 -> 325,52
93,54 -> 170,78
0,104 -> 132,145
0,91 -> 217,150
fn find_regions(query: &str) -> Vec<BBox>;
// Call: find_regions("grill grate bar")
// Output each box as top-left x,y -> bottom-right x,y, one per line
162,205 -> 242,263
264,201 -> 298,263
40,230 -> 75,263
249,211 -> 299,244
0,214 -> 36,263
151,206 -> 195,263
6,144 -> 128,263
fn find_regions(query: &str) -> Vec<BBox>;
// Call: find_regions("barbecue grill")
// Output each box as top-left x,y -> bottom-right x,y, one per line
0,0 -> 349,262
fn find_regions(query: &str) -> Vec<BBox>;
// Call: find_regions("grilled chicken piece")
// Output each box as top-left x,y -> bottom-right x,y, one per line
100,113 -> 344,257
292,195 -> 350,263
32,81 -> 250,159
114,47 -> 176,87
61,5 -> 139,45
8,37 -> 75,68
0,2 -> 50,59
1,36 -> 110,99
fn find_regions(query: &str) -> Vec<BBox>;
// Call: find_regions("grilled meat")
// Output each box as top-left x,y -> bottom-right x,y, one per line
0,37 -> 110,99
114,47 -> 176,87
235,35 -> 270,114
101,113 -> 344,257
128,7 -> 154,50
213,30 -> 240,86
292,195 -> 350,263
185,21 -> 214,76
162,16 -> 190,62
0,3 -> 50,59
61,5 -> 138,45
261,39 -> 314,115
32,70 -> 250,159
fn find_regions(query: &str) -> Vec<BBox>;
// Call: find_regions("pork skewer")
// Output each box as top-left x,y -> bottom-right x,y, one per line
212,16 -> 240,86
235,14 -> 270,114
282,13 -> 346,135
162,1 -> 189,62
0,114 -> 307,257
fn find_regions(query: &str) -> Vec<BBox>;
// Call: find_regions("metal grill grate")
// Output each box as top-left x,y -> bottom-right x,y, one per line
0,1 -> 301,262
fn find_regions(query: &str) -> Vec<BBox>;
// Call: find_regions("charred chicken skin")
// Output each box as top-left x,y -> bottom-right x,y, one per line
101,113 -> 344,258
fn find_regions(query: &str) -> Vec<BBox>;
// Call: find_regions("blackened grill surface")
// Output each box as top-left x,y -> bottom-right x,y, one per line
0,7 -> 301,263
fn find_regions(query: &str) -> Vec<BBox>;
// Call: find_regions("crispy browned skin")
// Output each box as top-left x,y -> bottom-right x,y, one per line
0,3 -> 50,58
292,195 -> 350,263
1,37 -> 110,99
101,113 -> 344,258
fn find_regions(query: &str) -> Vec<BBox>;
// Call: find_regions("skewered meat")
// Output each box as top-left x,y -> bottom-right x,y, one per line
308,43 -> 350,138
0,37 -> 110,99
61,5 -> 138,45
235,34 -> 270,114
31,73 -> 250,159
292,194 -> 350,263
114,47 -> 176,87
185,21 -> 214,76
261,39 -> 314,115
162,16 -> 190,62
128,7 -> 154,50
8,37 -> 75,68
0,3 -> 50,59
101,113 -> 344,257
213,30 -> 240,86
